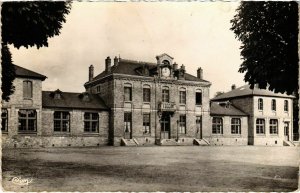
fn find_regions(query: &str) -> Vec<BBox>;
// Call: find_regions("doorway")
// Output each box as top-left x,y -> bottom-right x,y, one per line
284,122 -> 289,141
161,114 -> 170,139
196,116 -> 202,139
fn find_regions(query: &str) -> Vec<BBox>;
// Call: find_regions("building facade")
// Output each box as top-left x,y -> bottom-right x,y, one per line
84,53 -> 211,146
211,85 -> 295,146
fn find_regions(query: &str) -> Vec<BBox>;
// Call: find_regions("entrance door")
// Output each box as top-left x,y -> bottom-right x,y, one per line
124,112 -> 132,139
196,116 -> 202,139
284,122 -> 289,141
161,114 -> 170,139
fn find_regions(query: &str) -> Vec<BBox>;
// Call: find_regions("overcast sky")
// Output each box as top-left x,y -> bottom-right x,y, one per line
9,2 -> 246,98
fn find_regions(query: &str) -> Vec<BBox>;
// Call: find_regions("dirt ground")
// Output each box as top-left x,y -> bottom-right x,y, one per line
1,146 -> 299,192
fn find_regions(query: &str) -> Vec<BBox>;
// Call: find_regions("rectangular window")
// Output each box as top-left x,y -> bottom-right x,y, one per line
231,118 -> 241,134
143,88 -> 151,102
162,89 -> 169,102
284,100 -> 288,112
124,87 -> 132,101
143,113 -> 150,134
179,115 -> 186,134
179,91 -> 186,104
23,81 -> 33,99
256,119 -> 265,134
196,92 -> 202,105
84,113 -> 99,132
212,117 -> 223,134
1,109 -> 8,132
54,111 -> 70,132
96,85 -> 101,93
269,119 -> 278,134
258,98 -> 263,110
271,99 -> 276,111
124,112 -> 132,133
18,109 -> 36,132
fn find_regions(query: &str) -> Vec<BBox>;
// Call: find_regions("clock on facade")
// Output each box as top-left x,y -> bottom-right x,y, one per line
161,67 -> 170,77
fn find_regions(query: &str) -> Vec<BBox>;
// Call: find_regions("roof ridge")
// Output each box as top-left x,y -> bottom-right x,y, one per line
120,58 -> 157,66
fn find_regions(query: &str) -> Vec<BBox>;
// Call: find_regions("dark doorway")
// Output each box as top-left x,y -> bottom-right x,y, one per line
284,122 -> 289,141
196,116 -> 202,139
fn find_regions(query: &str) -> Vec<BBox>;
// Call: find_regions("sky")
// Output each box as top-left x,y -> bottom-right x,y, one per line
9,2 -> 246,98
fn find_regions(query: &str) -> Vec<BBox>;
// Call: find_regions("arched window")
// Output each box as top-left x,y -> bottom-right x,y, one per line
258,98 -> 263,110
271,99 -> 276,111
23,80 -> 33,99
231,118 -> 241,134
212,117 -> 223,134
124,83 -> 132,102
162,86 -> 169,103
284,100 -> 288,112
179,87 -> 186,104
143,84 -> 151,103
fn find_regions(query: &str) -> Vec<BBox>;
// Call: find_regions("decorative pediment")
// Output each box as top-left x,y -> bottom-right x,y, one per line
156,53 -> 174,66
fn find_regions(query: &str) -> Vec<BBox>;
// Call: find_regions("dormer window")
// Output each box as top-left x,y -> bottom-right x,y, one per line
82,93 -> 90,102
162,60 -> 170,65
52,89 -> 62,100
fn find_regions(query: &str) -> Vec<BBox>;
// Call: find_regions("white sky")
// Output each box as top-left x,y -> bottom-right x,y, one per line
9,2 -> 246,98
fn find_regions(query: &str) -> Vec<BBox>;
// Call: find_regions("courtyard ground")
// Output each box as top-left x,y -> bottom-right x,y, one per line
1,146 -> 299,192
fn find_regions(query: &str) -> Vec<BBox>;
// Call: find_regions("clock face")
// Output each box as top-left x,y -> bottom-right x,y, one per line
162,67 -> 170,77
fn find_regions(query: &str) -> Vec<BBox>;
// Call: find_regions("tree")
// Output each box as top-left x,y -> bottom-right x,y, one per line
1,2 -> 71,101
214,91 -> 225,98
230,2 -> 298,95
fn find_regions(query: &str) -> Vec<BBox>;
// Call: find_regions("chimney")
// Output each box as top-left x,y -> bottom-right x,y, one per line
114,56 -> 118,66
173,62 -> 178,70
105,56 -> 111,73
197,67 -> 203,79
180,64 -> 185,71
231,84 -> 236,90
89,65 -> 94,81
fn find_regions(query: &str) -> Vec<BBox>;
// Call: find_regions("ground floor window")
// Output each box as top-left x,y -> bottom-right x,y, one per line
143,113 -> 150,134
179,115 -> 186,134
84,112 -> 99,132
231,118 -> 241,134
256,119 -> 265,134
124,112 -> 132,133
2,109 -> 8,132
18,109 -> 37,132
54,111 -> 70,132
212,117 -> 223,134
269,119 -> 278,134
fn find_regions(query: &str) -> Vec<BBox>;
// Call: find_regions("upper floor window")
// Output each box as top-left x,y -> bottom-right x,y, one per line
124,84 -> 132,102
54,111 -> 70,132
179,115 -> 186,134
256,118 -> 265,134
162,86 -> 169,103
96,85 -> 101,93
212,117 -> 223,134
23,80 -> 33,99
196,90 -> 202,105
18,109 -> 36,132
143,113 -> 150,134
269,119 -> 278,134
271,99 -> 276,111
258,98 -> 263,110
1,109 -> 8,132
143,85 -> 151,103
284,100 -> 288,112
231,118 -> 241,134
179,88 -> 186,104
84,112 -> 99,133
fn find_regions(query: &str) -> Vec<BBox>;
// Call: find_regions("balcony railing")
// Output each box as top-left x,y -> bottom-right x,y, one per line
159,102 -> 176,112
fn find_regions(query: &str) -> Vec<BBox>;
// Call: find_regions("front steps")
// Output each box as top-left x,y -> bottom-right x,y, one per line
121,138 -> 139,146
193,138 -> 210,146
283,140 -> 296,146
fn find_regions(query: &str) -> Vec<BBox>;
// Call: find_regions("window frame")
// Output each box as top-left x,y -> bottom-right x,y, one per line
195,90 -> 202,105
143,113 -> 150,134
256,118 -> 265,134
284,100 -> 289,112
53,111 -> 70,133
18,109 -> 37,133
84,112 -> 99,133
231,118 -> 241,134
1,109 -> 8,132
258,98 -> 263,110
179,115 -> 186,134
23,80 -> 33,99
212,117 -> 223,134
269,119 -> 278,134
162,87 -> 170,103
271,99 -> 276,111
143,86 -> 151,103
179,88 -> 186,104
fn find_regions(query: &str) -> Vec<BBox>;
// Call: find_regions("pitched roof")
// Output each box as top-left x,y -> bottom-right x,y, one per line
87,59 -> 210,84
212,84 -> 294,101
210,102 -> 248,116
14,64 -> 47,80
42,91 -> 108,110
